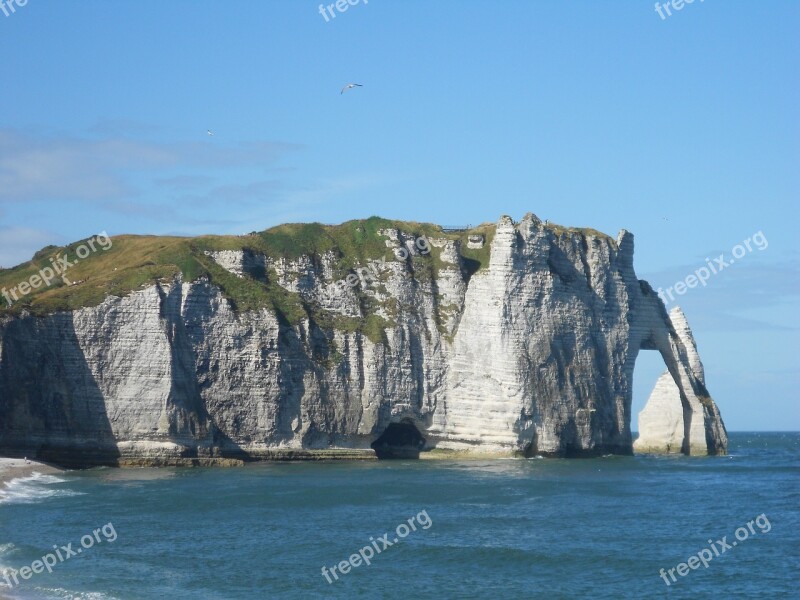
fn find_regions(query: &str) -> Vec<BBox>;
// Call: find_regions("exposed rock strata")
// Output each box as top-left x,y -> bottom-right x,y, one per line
0,214 -> 727,465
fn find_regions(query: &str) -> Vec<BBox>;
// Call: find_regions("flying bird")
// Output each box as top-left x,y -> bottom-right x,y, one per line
341,83 -> 363,95
207,130 -> 215,136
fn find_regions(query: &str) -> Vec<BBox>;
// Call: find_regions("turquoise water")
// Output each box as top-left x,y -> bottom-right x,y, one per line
1,433 -> 798,599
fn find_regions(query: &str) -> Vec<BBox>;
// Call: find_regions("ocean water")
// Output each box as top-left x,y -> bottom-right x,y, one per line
1,432 -> 797,599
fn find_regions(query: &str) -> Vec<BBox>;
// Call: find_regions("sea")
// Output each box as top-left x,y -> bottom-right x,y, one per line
1,432 -> 797,599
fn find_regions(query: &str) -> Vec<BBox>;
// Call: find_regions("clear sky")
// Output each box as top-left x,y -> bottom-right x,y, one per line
0,1 -> 797,430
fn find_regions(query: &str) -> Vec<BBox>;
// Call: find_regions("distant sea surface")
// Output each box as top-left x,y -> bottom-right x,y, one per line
1,432 -> 797,599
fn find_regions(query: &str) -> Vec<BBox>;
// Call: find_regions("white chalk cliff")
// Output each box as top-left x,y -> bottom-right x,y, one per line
0,214 -> 727,465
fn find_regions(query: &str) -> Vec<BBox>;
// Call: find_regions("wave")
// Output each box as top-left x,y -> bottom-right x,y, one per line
0,542 -> 17,595
0,542 -> 16,554
24,588 -> 121,600
0,472 -> 84,505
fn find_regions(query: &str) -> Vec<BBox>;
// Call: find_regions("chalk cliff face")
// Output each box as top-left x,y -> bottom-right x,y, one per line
0,214 -> 727,465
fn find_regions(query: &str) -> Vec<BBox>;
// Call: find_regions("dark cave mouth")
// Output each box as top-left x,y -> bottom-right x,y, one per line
370,421 -> 426,459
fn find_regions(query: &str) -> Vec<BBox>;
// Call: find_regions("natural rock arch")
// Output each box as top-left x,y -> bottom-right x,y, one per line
633,307 -> 727,455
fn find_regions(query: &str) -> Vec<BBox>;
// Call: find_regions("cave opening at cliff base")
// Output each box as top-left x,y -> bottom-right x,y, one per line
370,420 -> 426,459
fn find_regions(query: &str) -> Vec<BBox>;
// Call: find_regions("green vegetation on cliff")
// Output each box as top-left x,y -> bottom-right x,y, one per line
0,218 -> 501,342
0,216 -> 613,342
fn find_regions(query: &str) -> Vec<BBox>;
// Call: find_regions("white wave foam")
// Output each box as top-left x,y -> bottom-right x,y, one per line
0,543 -> 17,594
0,472 -> 83,505
29,587 -> 121,600
0,542 -> 16,554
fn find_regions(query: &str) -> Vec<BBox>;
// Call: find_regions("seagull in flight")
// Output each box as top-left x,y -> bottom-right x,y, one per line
207,130 -> 215,136
341,83 -> 363,95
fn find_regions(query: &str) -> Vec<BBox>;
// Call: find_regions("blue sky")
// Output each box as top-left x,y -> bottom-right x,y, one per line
0,1 -> 797,430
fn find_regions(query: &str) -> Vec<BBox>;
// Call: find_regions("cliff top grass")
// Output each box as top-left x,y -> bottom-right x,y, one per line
0,217 -> 498,320
544,223 -> 613,241
0,215 -> 613,322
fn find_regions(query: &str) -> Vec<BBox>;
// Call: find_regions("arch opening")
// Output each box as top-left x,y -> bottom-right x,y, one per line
370,420 -> 426,459
632,348 -> 690,455
631,349 -> 668,441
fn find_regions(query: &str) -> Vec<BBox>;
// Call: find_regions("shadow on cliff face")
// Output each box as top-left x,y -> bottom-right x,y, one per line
0,313 -> 121,467
159,282 -> 216,450
371,420 -> 426,459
